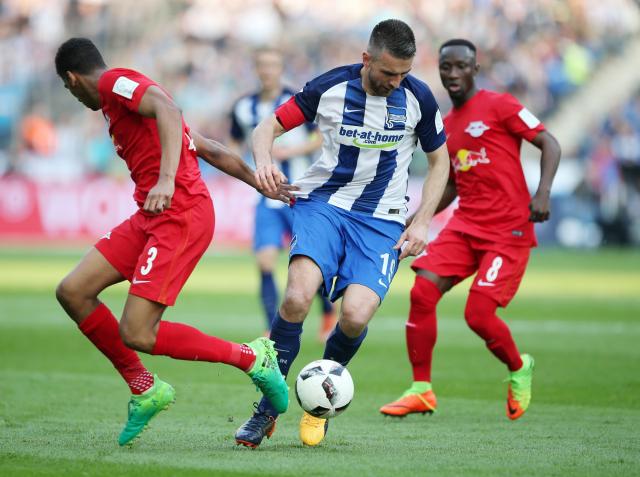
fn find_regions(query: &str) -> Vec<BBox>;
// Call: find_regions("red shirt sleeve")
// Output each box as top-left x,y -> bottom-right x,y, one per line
496,93 -> 545,142
275,96 -> 307,131
98,69 -> 155,113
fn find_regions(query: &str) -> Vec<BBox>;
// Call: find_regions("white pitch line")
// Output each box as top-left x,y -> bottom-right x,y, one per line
2,314 -> 638,336
372,317 -> 640,335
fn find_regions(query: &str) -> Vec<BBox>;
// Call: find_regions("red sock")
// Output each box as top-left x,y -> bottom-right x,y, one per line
151,321 -> 256,372
406,275 -> 441,382
78,303 -> 153,394
464,291 -> 523,371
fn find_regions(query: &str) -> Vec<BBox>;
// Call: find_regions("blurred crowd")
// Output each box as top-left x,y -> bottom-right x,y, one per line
580,90 -> 640,244
1,0 -> 639,188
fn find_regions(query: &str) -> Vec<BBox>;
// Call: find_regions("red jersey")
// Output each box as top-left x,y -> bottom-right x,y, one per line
443,89 -> 545,247
98,68 -> 209,211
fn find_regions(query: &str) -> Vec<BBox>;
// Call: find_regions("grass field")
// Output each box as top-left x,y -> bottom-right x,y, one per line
1,247 -> 639,476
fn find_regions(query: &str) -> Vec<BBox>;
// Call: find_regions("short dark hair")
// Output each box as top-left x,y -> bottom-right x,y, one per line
439,38 -> 477,55
55,37 -> 106,78
368,19 -> 416,59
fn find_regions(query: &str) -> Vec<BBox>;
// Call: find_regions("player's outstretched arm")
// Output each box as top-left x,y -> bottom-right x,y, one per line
191,130 -> 295,204
395,143 -> 450,260
252,114 -> 288,193
529,130 -> 561,222
137,86 -> 183,214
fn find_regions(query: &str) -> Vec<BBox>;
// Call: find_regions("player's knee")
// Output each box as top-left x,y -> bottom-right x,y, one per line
55,276 -> 80,309
119,321 -> 154,353
338,317 -> 367,338
281,286 -> 314,320
340,303 -> 374,337
410,276 -> 442,314
464,307 -> 483,334
256,257 -> 276,273
410,282 -> 434,312
464,292 -> 497,334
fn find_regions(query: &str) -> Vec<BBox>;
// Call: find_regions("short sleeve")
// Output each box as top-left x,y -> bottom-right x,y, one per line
496,93 -> 545,142
403,76 -> 447,153
98,69 -> 155,113
294,64 -> 361,122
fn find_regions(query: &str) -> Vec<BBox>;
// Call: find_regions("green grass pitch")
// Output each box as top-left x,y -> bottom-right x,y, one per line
0,247 -> 639,476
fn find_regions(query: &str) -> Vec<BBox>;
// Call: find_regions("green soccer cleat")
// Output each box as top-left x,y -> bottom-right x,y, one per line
118,375 -> 175,446
506,354 -> 534,420
245,337 -> 289,414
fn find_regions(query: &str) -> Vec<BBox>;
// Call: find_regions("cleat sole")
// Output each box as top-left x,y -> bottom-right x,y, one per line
236,440 -> 258,449
380,410 -> 435,417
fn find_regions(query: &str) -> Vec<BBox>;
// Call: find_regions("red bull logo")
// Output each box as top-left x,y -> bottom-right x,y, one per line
452,147 -> 490,172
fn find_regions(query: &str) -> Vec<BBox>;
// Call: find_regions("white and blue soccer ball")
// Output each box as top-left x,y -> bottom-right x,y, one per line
295,359 -> 354,419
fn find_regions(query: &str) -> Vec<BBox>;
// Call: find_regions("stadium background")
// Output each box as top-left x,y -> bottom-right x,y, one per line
2,0 -> 640,247
1,1 -> 639,476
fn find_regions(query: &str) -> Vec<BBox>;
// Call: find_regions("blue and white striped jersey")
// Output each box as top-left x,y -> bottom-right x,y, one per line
230,87 -> 315,183
291,63 -> 446,224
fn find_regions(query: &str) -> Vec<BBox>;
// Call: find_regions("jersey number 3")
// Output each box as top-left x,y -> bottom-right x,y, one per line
140,247 -> 158,276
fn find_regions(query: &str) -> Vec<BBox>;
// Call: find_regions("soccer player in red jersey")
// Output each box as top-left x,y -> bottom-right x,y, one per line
53,38 -> 290,446
380,39 -> 561,420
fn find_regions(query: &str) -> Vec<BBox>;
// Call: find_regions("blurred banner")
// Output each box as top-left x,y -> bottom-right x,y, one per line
0,177 -> 452,247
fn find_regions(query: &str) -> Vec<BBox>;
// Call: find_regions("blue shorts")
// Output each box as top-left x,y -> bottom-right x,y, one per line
290,198 -> 404,303
253,197 -> 294,251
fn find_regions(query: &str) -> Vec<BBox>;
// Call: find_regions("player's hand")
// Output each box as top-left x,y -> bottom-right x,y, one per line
254,164 -> 284,193
144,179 -> 175,214
394,220 -> 429,260
261,182 -> 300,204
529,191 -> 550,222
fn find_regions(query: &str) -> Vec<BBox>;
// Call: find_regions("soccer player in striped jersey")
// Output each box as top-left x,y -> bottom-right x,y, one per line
379,39 -> 561,420
234,19 -> 450,448
229,47 -> 336,340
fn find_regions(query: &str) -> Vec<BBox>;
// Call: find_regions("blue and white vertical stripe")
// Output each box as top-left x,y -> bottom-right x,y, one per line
293,64 -> 445,224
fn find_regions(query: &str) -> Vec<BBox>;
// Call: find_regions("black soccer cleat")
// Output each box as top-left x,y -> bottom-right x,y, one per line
235,405 -> 277,449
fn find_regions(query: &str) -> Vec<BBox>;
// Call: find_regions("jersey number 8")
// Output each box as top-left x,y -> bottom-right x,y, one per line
485,256 -> 503,282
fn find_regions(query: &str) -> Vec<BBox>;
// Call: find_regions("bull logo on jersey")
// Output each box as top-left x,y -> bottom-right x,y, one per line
464,121 -> 490,138
385,105 -> 407,130
452,147 -> 490,172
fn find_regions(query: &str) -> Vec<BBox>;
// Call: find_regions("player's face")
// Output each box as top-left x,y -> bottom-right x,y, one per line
255,51 -> 283,92
62,72 -> 100,111
363,50 -> 413,97
439,46 -> 478,101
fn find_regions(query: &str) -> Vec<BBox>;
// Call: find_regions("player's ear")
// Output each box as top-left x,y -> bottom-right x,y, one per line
362,51 -> 371,68
65,71 -> 78,87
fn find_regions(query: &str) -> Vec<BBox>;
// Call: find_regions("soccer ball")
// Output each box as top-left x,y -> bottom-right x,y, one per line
295,359 -> 354,419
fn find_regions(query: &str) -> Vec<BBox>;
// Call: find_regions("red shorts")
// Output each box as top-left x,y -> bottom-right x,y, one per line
95,197 -> 214,306
412,228 -> 530,307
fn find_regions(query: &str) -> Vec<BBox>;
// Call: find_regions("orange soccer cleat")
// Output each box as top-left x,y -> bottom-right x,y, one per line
379,384 -> 437,417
